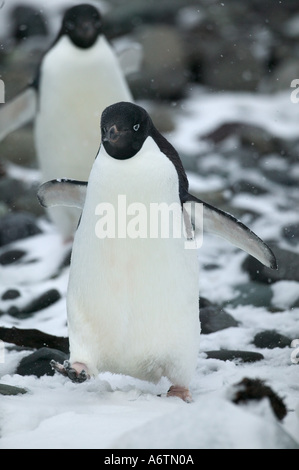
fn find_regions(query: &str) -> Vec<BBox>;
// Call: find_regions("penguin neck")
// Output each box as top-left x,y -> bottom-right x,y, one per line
90,137 -> 180,206
51,34 -> 104,60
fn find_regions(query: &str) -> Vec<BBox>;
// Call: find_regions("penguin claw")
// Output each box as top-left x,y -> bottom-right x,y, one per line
50,359 -> 89,383
167,385 -> 193,403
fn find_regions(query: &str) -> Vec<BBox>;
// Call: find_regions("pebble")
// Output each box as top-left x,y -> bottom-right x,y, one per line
231,377 -> 287,421
0,383 -> 28,396
1,288 -> 21,300
0,212 -> 42,247
204,350 -> 264,363
253,330 -> 292,349
0,248 -> 26,265
7,289 -> 61,319
242,244 -> 299,284
200,297 -> 239,334
225,282 -> 273,308
16,347 -> 68,378
282,223 -> 299,246
129,24 -> 188,100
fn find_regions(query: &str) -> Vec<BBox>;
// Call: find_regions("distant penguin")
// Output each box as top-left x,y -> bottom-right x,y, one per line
38,102 -> 277,402
0,4 -> 137,239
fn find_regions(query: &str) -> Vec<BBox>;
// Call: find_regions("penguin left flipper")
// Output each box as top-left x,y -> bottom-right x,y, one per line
118,44 -> 143,76
182,192 -> 277,270
50,360 -> 89,383
0,87 -> 37,141
37,179 -> 87,210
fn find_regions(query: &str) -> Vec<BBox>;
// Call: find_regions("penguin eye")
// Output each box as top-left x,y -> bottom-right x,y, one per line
133,124 -> 140,132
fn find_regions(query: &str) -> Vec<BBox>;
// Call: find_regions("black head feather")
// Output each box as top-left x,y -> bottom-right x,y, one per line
100,101 -> 189,197
57,4 -> 102,49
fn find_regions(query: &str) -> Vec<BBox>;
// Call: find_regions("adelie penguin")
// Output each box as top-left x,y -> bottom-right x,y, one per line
38,102 -> 277,402
0,4 -> 137,240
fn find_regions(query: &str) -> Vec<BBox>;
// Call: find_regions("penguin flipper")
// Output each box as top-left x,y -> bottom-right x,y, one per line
37,179 -> 87,209
183,192 -> 277,270
0,87 -> 37,141
118,44 -> 143,76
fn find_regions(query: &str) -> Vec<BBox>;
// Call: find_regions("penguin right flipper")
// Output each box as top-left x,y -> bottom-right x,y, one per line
0,87 -> 37,141
37,179 -> 87,209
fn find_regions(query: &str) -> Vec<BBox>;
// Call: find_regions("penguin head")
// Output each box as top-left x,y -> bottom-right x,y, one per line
60,4 -> 102,49
101,102 -> 152,160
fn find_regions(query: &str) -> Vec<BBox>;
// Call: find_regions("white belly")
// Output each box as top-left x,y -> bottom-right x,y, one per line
67,138 -> 200,386
34,36 -> 132,237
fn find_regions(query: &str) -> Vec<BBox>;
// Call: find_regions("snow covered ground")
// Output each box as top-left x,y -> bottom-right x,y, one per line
0,88 -> 299,449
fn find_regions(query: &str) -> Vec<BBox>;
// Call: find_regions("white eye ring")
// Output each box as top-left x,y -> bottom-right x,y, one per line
133,124 -> 140,131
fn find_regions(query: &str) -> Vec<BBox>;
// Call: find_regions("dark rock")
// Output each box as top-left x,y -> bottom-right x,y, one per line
7,306 -> 21,317
0,326 -> 69,353
202,122 -> 244,144
230,179 -> 268,196
16,348 -> 68,378
200,297 -> 239,334
0,177 -> 26,204
0,249 -> 26,265
0,162 -> 6,177
58,248 -> 72,270
10,5 -> 49,43
282,223 -> 299,246
21,289 -> 61,315
262,169 -> 298,187
263,58 -> 299,92
14,185 -> 46,217
253,330 -> 292,349
205,350 -> 264,363
148,104 -> 176,134
231,378 -> 287,421
202,263 -> 221,271
6,289 -> 61,319
0,383 -> 28,396
129,24 -> 188,100
201,40 -> 265,92
0,212 -> 42,247
225,282 -> 273,308
202,121 -> 284,156
0,127 -> 37,169
2,288 -> 21,300
103,0 -> 193,38
242,244 -> 299,284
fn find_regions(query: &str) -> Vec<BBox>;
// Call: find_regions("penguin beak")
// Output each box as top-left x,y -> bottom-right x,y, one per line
80,20 -> 96,39
104,125 -> 121,144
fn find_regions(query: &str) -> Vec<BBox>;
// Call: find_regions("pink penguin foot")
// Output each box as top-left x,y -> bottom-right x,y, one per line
167,385 -> 192,403
50,360 -> 90,383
